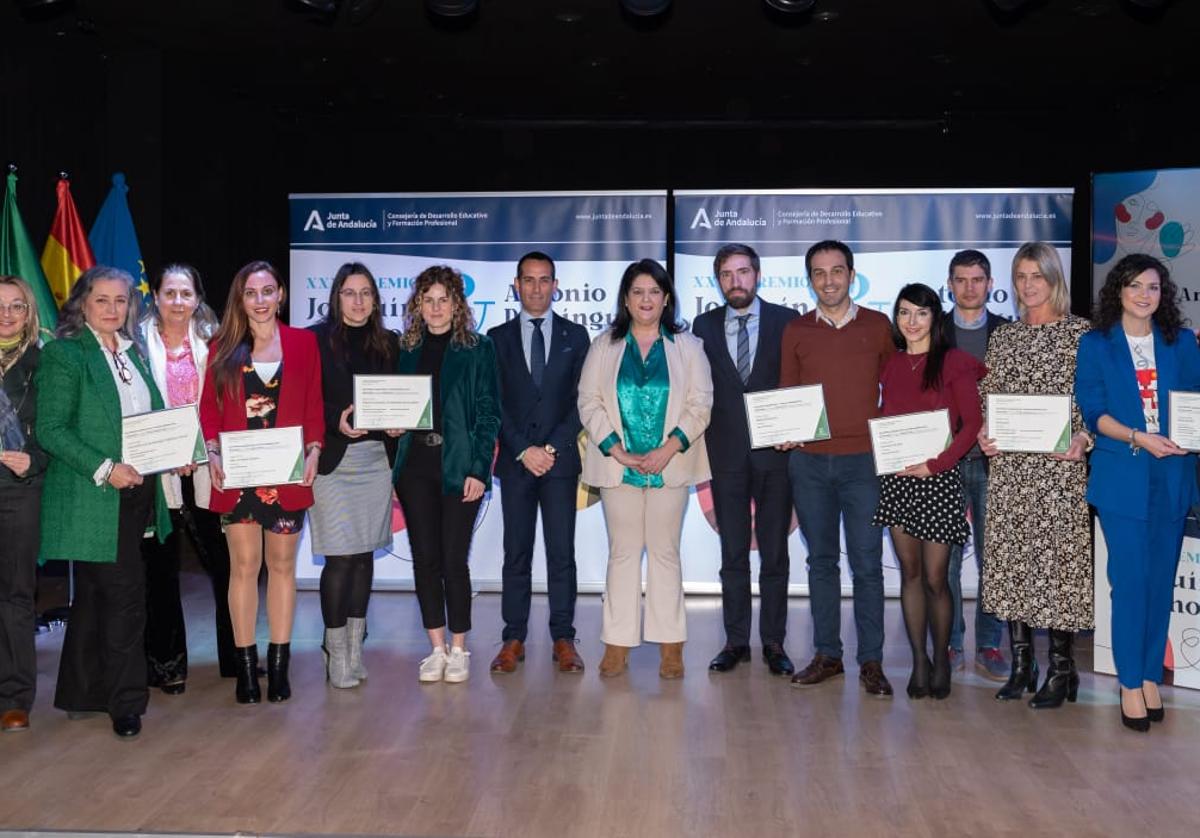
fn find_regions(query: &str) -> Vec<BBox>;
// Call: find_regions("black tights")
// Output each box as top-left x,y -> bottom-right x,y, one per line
891,528 -> 952,688
319,553 -> 373,629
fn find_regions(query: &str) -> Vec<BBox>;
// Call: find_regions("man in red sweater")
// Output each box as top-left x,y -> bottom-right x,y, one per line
778,240 -> 895,696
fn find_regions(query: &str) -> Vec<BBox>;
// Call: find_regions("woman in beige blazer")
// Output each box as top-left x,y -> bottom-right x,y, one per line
578,259 -> 712,679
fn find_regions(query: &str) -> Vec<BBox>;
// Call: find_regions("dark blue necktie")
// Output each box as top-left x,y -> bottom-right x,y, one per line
530,318 -> 546,389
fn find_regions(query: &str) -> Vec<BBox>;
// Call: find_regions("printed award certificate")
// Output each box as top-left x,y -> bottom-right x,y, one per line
986,393 -> 1072,454
121,404 -> 207,476
743,385 -> 831,449
1168,390 -> 1200,451
868,409 -> 952,476
219,426 -> 305,489
353,374 -> 434,431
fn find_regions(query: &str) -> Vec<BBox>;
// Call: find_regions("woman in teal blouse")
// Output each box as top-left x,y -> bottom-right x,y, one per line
578,259 -> 713,679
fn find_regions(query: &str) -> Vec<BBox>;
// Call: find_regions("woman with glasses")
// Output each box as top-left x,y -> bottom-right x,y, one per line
200,261 -> 324,704
138,263 -> 233,694
37,266 -> 173,738
0,277 -> 49,732
309,263 -> 400,688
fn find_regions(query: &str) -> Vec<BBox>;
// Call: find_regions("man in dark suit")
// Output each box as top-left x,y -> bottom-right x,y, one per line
692,244 -> 800,675
945,249 -> 1011,681
487,251 -> 591,673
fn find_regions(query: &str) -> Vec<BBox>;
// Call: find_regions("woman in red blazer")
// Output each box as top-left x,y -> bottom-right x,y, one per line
200,261 -> 324,705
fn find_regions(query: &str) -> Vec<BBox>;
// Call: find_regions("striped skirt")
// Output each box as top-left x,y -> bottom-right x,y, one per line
309,441 -> 393,555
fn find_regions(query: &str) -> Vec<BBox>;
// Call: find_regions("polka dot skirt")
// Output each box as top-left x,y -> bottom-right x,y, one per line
872,466 -> 970,545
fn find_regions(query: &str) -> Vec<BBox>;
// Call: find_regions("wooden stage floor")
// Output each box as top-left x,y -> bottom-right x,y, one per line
3,569 -> 1199,838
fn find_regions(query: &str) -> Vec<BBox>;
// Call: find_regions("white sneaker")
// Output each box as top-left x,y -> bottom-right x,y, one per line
444,646 -> 471,683
418,646 -> 448,683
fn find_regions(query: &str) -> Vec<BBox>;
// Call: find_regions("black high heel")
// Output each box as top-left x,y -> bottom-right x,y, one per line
234,645 -> 261,705
995,621 -> 1038,701
930,654 -> 951,700
1029,629 -> 1079,710
1143,685 -> 1165,723
907,655 -> 931,699
267,642 -> 291,703
1121,687 -> 1150,732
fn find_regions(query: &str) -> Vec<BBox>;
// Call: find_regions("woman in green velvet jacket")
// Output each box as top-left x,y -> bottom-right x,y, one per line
392,265 -> 500,685
36,266 -> 171,739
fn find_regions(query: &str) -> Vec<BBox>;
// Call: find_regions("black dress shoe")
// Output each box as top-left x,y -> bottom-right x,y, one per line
1121,707 -> 1150,732
762,644 -> 795,676
708,645 -> 751,672
160,681 -> 186,696
112,715 -> 142,738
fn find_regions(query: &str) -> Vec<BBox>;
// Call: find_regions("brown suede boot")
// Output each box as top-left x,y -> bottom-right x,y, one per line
659,642 -> 685,679
598,643 -> 629,678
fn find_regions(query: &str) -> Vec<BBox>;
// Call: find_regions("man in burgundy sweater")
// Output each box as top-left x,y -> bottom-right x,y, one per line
778,240 -> 895,696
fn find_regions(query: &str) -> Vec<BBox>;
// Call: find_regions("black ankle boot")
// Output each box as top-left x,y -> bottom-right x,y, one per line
267,642 -> 291,703
234,645 -> 261,705
1029,629 -> 1079,709
995,621 -> 1038,701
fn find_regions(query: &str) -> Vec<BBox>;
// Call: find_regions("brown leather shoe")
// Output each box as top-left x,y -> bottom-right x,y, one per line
598,643 -> 629,677
859,660 -> 894,697
552,638 -> 585,673
1,709 -> 30,732
489,639 -> 525,673
789,653 -> 845,687
659,642 -> 685,679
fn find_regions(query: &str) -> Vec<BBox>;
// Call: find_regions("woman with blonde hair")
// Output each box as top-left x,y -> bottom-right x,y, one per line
200,261 -> 324,704
0,276 -> 48,732
392,265 -> 500,684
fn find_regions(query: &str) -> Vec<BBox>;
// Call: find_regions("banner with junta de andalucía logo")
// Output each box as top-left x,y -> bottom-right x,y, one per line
289,190 -> 667,590
673,188 -> 1073,597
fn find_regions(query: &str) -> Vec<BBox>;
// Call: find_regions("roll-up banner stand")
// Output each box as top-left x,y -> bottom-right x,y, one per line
288,191 -> 666,590
673,188 -> 1074,595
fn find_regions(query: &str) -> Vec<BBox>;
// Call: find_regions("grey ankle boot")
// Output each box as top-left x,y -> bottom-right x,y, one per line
346,616 -> 368,680
324,626 -> 359,689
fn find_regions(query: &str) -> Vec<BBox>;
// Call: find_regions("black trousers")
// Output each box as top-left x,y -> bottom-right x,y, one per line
142,475 -> 236,681
54,481 -> 154,719
395,468 -> 481,634
710,465 -> 793,647
498,471 -> 578,642
0,484 -> 40,713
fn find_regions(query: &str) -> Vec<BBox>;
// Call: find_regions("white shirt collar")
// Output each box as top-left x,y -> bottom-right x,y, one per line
87,322 -> 133,353
814,302 -> 859,329
724,296 -> 761,326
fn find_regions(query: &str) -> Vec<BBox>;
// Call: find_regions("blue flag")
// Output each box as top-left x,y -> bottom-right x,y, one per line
88,172 -> 149,303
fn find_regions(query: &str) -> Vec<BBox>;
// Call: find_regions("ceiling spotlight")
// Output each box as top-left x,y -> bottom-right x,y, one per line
620,0 -> 671,14
764,0 -> 816,12
427,0 -> 478,16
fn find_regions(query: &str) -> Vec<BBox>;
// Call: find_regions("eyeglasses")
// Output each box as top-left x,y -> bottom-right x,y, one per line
339,289 -> 374,301
108,348 -> 134,386
0,302 -> 29,316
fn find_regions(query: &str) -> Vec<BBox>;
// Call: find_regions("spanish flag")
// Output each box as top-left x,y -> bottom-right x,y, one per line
41,176 -> 95,306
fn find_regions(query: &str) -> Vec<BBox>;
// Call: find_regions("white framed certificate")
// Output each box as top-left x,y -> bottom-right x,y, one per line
121,404 -> 207,476
868,409 -> 951,476
743,385 -> 831,448
986,393 -> 1072,454
1168,390 -> 1200,451
219,426 -> 305,489
353,374 -> 433,431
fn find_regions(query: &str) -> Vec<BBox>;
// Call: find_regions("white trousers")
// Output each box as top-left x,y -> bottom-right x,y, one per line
598,484 -> 689,646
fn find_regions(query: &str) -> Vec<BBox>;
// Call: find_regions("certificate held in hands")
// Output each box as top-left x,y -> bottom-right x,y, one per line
986,393 -> 1072,454
743,384 -> 831,449
122,404 -> 207,476
219,426 -> 305,489
353,374 -> 433,431
1168,390 -> 1200,451
868,409 -> 951,476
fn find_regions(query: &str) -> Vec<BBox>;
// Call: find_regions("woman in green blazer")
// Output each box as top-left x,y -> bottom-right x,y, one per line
392,265 -> 500,685
37,266 -> 172,739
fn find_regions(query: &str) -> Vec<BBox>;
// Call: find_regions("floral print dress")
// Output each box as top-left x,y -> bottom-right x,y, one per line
219,361 -> 303,534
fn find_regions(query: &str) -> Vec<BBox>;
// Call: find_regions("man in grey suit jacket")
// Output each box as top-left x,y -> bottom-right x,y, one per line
692,244 -> 800,675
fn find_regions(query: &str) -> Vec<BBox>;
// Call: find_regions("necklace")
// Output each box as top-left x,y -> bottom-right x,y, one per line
907,353 -> 927,372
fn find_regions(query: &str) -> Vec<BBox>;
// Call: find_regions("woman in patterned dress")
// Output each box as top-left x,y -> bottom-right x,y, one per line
872,283 -> 986,700
978,242 -> 1094,709
200,261 -> 324,705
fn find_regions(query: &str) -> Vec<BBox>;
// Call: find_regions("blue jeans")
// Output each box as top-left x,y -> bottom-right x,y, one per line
947,457 -> 1004,651
788,451 -> 884,664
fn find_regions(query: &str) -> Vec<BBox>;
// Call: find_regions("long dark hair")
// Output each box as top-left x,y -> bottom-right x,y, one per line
322,262 -> 396,364
209,260 -> 284,407
1093,253 -> 1186,344
609,258 -> 683,342
891,283 -> 951,391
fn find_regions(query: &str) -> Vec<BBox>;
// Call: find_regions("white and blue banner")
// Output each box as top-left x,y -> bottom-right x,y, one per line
674,188 -> 1074,596
288,190 -> 666,589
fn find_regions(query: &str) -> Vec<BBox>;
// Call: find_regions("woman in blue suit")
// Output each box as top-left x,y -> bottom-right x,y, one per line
1076,253 -> 1200,732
